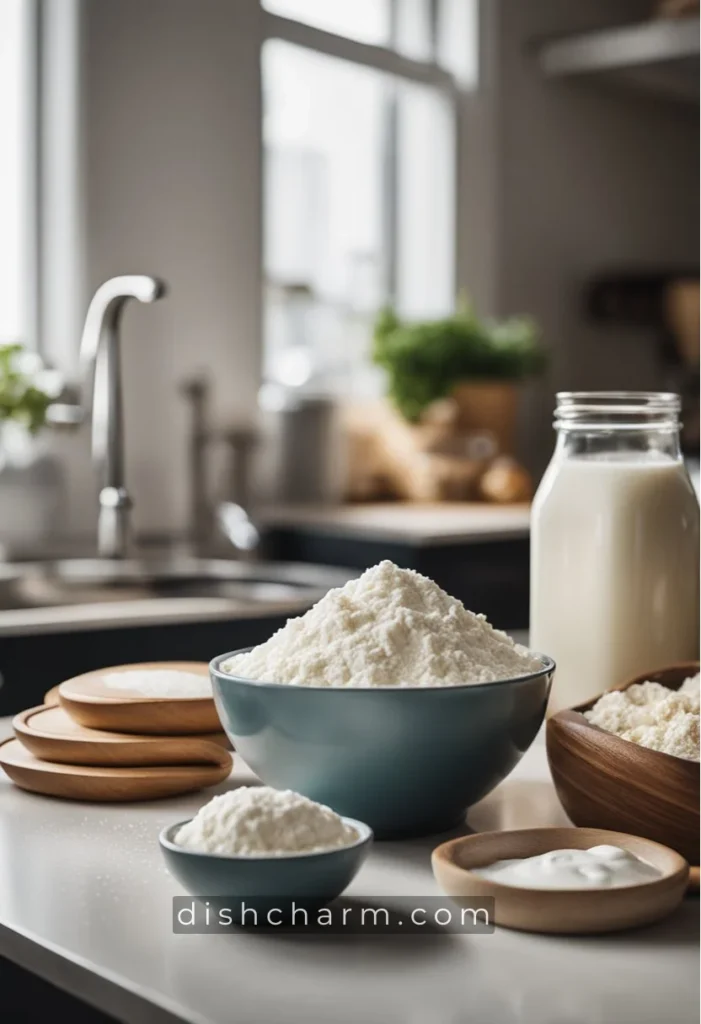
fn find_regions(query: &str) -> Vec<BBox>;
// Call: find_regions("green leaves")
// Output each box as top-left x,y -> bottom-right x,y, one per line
372,305 -> 545,422
0,344 -> 53,434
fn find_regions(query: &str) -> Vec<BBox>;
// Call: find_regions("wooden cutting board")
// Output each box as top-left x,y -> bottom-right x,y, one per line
0,738 -> 232,802
57,662 -> 222,735
13,704 -> 231,768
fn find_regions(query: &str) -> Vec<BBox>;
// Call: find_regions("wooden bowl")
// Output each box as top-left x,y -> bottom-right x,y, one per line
546,663 -> 699,864
432,826 -> 689,934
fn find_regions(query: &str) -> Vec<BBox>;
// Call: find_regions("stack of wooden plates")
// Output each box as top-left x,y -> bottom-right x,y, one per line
0,662 -> 233,802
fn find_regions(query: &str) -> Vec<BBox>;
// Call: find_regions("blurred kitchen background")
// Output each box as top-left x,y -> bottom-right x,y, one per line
0,0 -> 698,707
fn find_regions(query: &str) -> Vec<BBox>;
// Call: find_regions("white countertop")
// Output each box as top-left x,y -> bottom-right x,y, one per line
0,722 -> 697,1024
260,502 -> 531,545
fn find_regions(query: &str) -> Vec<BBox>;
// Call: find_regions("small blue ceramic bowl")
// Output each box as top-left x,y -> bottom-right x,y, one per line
210,650 -> 555,838
160,816 -> 372,922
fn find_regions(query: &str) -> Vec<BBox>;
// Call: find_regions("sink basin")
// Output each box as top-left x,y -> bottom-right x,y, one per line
0,557 -> 354,615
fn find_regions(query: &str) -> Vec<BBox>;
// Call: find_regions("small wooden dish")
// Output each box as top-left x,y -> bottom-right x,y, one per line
13,705 -> 230,768
0,738 -> 232,802
432,827 -> 689,934
58,662 -> 221,735
546,662 -> 699,864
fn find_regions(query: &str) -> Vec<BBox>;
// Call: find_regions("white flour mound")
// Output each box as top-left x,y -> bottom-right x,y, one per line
585,673 -> 700,760
222,560 -> 542,687
175,786 -> 358,856
101,669 -> 212,699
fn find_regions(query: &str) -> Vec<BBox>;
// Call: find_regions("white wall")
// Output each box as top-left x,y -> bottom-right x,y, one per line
61,0 -> 263,538
482,0 -> 699,473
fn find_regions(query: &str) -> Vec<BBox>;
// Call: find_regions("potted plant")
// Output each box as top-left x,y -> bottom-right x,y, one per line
372,301 -> 545,453
0,344 -> 56,437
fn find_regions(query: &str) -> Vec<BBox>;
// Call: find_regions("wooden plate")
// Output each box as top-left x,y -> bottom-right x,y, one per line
0,738 -> 232,802
13,705 -> 231,767
546,662 -> 700,864
432,827 -> 689,934
58,662 -> 222,735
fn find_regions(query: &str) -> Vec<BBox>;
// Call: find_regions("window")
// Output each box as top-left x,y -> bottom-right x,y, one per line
264,0 -> 391,46
0,0 -> 35,348
261,0 -> 475,396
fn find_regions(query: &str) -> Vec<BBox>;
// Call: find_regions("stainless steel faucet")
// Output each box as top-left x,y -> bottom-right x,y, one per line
49,275 -> 167,558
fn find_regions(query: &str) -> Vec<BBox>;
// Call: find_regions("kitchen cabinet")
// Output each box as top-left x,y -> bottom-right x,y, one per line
263,503 -> 531,630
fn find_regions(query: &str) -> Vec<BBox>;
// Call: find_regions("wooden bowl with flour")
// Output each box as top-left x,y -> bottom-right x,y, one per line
546,663 -> 699,864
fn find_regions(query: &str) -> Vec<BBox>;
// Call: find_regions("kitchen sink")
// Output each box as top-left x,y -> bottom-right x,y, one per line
0,557 -> 355,714
0,557 -> 353,613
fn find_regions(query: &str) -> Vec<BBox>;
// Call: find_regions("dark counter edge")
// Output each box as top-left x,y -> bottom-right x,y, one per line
0,921 -> 199,1024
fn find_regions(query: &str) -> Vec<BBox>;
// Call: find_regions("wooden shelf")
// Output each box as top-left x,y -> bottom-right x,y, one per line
536,17 -> 700,103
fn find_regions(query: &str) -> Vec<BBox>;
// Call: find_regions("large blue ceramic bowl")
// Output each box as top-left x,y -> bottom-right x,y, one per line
211,650 -> 555,838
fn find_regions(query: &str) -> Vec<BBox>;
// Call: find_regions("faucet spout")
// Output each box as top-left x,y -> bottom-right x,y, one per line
78,275 -> 167,558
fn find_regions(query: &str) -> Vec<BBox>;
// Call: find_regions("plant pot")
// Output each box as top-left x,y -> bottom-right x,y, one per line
0,422 -> 64,556
451,381 -> 519,455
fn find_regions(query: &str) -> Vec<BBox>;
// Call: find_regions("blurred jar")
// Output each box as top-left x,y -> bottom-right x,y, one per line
257,383 -> 344,506
259,281 -> 344,505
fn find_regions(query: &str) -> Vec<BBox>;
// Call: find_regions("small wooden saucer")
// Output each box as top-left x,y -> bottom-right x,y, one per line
0,738 -> 232,802
13,705 -> 230,767
432,827 -> 689,934
58,662 -> 221,735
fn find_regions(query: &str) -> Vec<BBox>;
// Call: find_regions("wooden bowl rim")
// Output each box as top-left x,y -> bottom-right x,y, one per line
432,826 -> 690,898
549,661 -> 700,771
57,662 -> 214,706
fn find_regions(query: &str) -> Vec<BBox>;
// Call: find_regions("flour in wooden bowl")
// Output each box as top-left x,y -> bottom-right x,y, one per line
585,674 -> 699,760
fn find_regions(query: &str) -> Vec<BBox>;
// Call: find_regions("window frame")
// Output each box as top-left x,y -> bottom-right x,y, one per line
261,1 -> 467,314
262,9 -> 459,91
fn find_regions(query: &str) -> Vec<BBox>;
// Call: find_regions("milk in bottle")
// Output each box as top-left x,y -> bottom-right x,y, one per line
530,393 -> 699,714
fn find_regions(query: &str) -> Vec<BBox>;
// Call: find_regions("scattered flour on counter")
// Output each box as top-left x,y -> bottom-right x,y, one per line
175,786 -> 359,856
101,669 -> 212,699
222,559 -> 542,687
585,673 -> 700,760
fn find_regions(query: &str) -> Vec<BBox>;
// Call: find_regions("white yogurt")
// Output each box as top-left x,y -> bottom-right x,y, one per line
472,845 -> 661,890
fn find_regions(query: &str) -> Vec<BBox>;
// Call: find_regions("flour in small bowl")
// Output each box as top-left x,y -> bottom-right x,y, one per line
175,786 -> 359,856
585,673 -> 700,760
101,669 -> 212,699
221,560 -> 542,687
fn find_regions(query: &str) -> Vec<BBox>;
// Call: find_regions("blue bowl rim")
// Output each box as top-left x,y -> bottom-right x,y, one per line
210,648 -> 556,693
159,815 -> 374,862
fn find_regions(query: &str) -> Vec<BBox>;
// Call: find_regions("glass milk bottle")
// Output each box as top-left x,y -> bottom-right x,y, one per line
531,392 -> 699,715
